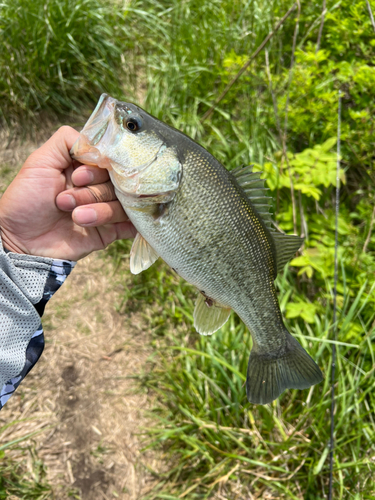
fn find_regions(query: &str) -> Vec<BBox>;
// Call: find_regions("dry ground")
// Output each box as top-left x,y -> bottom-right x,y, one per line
1,252 -> 160,500
0,129 -> 160,500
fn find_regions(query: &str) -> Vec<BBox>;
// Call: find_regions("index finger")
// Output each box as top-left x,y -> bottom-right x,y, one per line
72,165 -> 109,187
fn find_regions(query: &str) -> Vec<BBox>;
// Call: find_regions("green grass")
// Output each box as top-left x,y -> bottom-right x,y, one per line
0,0 -> 130,122
0,421 -> 52,499
0,456 -> 51,500
124,0 -> 286,166
107,253 -> 375,499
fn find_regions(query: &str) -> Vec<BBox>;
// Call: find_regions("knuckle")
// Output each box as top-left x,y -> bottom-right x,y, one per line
86,186 -> 102,203
104,181 -> 115,196
86,182 -> 115,203
57,125 -> 75,135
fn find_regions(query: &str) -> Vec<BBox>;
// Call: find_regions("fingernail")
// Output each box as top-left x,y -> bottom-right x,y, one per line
85,170 -> 94,183
74,207 -> 97,225
58,194 -> 76,210
77,169 -> 94,185
72,168 -> 94,187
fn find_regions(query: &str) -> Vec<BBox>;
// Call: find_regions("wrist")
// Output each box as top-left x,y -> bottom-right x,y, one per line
0,228 -> 27,255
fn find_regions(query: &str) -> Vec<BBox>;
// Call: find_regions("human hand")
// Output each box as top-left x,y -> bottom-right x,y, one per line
0,126 -> 136,261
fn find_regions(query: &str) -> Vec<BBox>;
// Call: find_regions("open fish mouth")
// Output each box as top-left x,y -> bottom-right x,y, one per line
70,94 -> 165,177
70,94 -> 114,164
71,93 -> 182,203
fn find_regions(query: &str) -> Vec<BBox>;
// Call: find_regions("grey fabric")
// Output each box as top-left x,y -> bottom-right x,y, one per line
0,246 -> 76,410
0,236 -> 55,388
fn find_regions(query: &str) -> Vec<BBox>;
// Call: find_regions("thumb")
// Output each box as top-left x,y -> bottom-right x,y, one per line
25,126 -> 80,172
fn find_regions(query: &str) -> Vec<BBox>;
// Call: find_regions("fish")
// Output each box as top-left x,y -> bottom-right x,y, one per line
71,94 -> 323,405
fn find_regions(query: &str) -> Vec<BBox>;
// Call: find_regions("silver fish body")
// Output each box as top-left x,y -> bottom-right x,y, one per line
71,94 -> 323,404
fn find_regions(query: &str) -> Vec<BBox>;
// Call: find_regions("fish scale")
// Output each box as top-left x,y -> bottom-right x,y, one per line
123,150 -> 274,313
71,94 -> 323,405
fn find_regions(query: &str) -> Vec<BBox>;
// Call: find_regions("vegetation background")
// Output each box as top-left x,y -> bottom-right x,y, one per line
0,0 -> 375,498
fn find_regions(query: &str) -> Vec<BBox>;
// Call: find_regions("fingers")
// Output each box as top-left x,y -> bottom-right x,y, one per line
56,181 -> 116,210
57,188 -> 129,226
56,168 -> 131,229
56,160 -> 132,231
71,165 -> 109,187
73,200 -> 128,226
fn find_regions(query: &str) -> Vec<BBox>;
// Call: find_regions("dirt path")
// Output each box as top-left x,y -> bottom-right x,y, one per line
0,128 -> 161,500
1,250 -> 159,500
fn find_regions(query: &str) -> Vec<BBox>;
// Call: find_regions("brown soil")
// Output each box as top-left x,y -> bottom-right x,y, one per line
1,252 -> 159,500
0,131 -> 160,499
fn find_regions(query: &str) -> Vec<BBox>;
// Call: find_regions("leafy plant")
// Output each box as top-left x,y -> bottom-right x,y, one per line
2,0 -> 375,497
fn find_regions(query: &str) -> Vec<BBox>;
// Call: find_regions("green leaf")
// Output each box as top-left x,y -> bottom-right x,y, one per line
313,446 -> 329,475
320,137 -> 337,152
285,300 -> 317,323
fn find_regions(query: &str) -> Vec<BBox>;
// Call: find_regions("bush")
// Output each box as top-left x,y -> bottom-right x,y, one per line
109,1 -> 375,498
2,0 -> 375,497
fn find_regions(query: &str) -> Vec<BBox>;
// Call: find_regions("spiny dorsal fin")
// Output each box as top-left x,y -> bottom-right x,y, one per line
271,232 -> 304,273
231,164 -> 273,229
232,165 -> 303,271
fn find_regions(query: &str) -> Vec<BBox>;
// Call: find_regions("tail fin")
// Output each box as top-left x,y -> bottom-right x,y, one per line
246,331 -> 323,405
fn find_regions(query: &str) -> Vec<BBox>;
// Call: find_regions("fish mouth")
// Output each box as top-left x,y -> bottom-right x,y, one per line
70,94 -> 115,167
71,93 -> 181,205
71,93 -> 165,176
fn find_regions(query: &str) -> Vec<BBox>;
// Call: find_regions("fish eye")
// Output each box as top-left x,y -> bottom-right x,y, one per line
125,116 -> 142,132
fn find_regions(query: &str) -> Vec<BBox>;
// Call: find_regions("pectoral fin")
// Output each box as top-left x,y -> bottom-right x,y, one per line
130,233 -> 159,275
194,293 -> 231,336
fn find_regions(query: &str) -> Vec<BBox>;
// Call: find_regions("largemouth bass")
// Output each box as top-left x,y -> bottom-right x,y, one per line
71,94 -> 323,404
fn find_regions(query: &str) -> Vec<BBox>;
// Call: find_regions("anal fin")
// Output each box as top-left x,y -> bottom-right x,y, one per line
194,293 -> 231,336
130,233 -> 159,275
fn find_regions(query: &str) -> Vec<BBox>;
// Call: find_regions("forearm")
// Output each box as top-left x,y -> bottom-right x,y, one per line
0,236 -> 75,409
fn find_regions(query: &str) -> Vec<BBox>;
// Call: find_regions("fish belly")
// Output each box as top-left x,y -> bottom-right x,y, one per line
123,187 -> 276,324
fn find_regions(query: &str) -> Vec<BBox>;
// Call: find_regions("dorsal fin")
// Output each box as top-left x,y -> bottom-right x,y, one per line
231,164 -> 304,272
231,164 -> 273,229
272,232 -> 304,274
